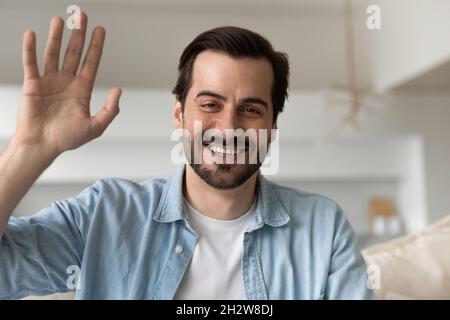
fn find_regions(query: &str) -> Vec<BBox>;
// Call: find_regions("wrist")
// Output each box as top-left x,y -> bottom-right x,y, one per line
7,136 -> 59,168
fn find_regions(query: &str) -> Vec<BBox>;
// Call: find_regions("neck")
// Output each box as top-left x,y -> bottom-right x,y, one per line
184,165 -> 258,220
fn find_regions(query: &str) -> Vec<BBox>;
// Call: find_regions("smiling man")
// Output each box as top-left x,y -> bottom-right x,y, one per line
0,12 -> 372,300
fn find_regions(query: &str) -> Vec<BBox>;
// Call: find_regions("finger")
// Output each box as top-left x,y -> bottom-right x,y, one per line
44,16 -> 64,74
22,30 -> 39,80
90,87 -> 122,138
62,10 -> 88,74
79,26 -> 105,84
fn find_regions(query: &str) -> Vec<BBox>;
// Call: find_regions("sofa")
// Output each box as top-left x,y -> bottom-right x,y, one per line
362,214 -> 450,299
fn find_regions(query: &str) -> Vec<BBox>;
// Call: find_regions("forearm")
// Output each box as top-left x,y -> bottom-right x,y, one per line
0,138 -> 56,236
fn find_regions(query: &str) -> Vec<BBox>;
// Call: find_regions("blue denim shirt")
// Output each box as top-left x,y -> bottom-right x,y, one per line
0,164 -> 371,300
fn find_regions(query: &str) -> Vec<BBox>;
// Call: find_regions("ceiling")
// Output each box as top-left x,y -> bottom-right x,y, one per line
395,60 -> 450,92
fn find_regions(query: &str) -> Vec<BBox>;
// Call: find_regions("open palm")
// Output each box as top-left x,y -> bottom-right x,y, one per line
15,12 -> 121,156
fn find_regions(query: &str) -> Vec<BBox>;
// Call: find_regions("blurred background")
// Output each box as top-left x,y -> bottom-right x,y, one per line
1,0 -> 449,247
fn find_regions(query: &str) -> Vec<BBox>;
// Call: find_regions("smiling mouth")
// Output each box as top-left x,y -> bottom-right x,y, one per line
203,141 -> 248,156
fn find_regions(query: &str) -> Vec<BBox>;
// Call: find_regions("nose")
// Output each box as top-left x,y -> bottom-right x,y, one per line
217,107 -> 238,129
207,105 -> 240,144
215,106 -> 241,144
214,108 -> 240,142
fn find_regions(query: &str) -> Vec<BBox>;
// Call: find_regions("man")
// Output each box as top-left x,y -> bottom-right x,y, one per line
0,12 -> 371,300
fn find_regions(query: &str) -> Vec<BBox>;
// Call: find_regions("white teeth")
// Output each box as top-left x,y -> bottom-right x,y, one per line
207,144 -> 236,155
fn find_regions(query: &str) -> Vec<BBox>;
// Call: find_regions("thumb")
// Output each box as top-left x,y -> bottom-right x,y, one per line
90,87 -> 122,138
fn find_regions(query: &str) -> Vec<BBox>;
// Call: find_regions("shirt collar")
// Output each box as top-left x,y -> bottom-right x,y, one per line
153,164 -> 290,230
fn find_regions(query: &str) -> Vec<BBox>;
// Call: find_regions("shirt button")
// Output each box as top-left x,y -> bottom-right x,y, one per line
175,244 -> 183,254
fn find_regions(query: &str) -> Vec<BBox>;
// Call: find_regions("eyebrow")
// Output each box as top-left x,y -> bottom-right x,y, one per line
195,90 -> 268,109
196,90 -> 227,101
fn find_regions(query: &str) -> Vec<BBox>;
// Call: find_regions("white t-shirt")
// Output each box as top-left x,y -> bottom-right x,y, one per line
174,198 -> 256,300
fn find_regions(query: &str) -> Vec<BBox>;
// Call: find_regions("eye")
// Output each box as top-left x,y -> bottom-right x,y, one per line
202,103 -> 218,109
242,106 -> 261,115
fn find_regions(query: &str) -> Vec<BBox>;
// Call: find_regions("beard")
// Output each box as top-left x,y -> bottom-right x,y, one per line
184,132 -> 268,190
190,162 -> 261,190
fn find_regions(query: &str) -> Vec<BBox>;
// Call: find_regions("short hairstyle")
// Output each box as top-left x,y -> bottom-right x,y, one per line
172,26 -> 289,123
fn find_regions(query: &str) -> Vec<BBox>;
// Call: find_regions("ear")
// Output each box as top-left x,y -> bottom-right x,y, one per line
172,98 -> 183,129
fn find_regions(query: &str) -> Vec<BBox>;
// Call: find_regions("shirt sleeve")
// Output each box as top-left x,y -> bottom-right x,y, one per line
0,181 -> 101,300
325,207 -> 374,300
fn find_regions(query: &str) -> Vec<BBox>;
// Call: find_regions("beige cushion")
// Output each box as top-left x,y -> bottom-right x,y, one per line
23,292 -> 75,300
362,214 -> 450,300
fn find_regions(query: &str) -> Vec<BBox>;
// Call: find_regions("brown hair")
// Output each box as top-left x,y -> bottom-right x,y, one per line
172,26 -> 289,123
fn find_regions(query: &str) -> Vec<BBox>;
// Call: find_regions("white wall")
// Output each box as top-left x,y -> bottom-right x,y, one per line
278,90 -> 450,224
360,93 -> 450,224
362,0 -> 450,92
0,0 -> 371,90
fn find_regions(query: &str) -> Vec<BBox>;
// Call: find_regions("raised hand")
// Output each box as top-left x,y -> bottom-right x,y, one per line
14,11 -> 121,157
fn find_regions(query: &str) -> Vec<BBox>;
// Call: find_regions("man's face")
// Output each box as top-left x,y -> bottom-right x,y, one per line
174,50 -> 276,189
